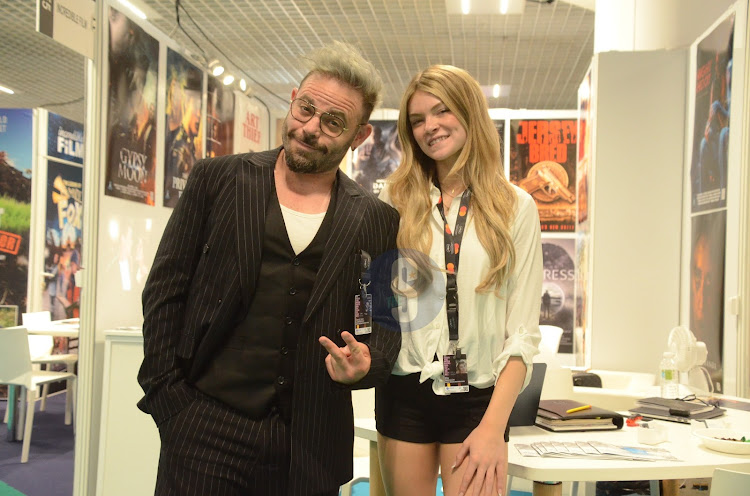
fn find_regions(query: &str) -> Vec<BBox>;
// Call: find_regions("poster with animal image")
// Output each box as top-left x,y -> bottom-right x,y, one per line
509,119 -> 577,232
541,237 -> 575,354
164,48 -> 204,208
105,7 -> 158,205
0,108 -> 33,327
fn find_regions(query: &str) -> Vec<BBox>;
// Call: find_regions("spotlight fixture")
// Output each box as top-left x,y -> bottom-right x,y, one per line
208,60 -> 225,77
118,0 -> 147,20
239,78 -> 247,92
492,84 -> 501,98
0,84 -> 15,95
223,74 -> 235,86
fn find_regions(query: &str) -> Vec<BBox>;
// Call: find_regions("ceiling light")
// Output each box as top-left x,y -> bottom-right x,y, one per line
223,74 -> 235,86
446,0 -> 525,15
0,84 -> 15,95
500,0 -> 509,14
492,84 -> 501,98
239,78 -> 247,92
118,0 -> 147,20
208,60 -> 225,77
462,0 -> 471,14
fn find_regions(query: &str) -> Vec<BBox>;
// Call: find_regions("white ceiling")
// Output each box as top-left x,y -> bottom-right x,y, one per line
0,0 -> 594,123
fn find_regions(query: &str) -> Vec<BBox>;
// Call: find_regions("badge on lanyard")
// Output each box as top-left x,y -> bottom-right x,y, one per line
444,347 -> 469,393
354,250 -> 372,336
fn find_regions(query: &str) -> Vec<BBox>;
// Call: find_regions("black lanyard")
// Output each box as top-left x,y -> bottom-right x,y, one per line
435,186 -> 471,342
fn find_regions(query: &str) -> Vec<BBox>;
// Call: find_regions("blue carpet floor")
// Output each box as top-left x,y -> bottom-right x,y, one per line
0,394 -> 74,496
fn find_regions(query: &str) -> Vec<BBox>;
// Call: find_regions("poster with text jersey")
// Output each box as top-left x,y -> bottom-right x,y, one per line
690,14 -> 734,213
510,119 -> 577,232
43,160 -> 83,322
47,113 -> 84,165
352,121 -> 401,196
105,7 -> 158,205
541,237 -> 575,354
164,48 -> 204,208
206,75 -> 235,158
0,108 -> 33,328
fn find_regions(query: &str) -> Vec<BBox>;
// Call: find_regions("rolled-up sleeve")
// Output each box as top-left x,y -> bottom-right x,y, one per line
492,190 -> 543,390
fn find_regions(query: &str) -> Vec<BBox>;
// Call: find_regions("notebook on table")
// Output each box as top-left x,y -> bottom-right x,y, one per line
508,362 -> 547,427
630,396 -> 725,423
535,399 -> 624,432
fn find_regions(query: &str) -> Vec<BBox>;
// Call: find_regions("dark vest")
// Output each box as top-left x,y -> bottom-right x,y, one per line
195,188 -> 335,422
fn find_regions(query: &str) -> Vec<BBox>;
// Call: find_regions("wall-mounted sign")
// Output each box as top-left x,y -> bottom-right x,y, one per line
37,0 -> 95,60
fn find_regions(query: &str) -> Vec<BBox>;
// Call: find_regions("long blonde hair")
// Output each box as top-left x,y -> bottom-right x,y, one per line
388,65 -> 517,292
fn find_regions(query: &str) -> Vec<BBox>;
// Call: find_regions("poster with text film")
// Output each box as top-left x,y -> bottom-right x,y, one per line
105,7 -> 158,205
510,119 -> 577,232
48,112 -> 84,165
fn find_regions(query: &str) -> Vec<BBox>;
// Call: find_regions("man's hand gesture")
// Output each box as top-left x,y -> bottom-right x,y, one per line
318,331 -> 371,384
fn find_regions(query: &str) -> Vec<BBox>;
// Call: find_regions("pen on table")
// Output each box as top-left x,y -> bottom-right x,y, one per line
566,405 -> 592,414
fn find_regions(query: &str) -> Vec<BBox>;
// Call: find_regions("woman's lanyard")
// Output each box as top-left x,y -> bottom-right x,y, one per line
436,186 -> 471,393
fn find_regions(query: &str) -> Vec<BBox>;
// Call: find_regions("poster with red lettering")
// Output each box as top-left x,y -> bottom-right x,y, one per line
510,119 -> 577,232
164,48 -> 204,208
541,237 -> 575,354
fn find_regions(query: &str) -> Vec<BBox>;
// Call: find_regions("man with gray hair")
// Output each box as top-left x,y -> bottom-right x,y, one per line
138,41 -> 400,495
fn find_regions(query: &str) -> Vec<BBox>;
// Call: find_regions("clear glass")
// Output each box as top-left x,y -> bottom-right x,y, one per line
289,99 -> 347,137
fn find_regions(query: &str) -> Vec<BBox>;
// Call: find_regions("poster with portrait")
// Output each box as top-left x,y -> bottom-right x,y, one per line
164,48 -> 204,208
0,108 -> 33,328
509,119 -> 577,232
206,75 -> 235,158
43,160 -> 83,322
352,121 -> 401,195
689,210 -> 726,392
105,7 -> 158,205
689,14 -> 734,213
541,238 -> 575,354
577,69 -> 592,226
47,113 -> 84,165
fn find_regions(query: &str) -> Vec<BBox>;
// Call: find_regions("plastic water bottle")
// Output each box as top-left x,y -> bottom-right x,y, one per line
659,351 -> 679,399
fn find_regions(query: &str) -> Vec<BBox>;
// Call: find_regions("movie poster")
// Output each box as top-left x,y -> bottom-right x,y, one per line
164,48 -> 203,208
43,160 -> 83,322
0,108 -> 33,330
574,232 -> 589,367
577,70 -> 592,226
234,93 -> 268,154
105,7 -> 158,205
690,14 -> 734,213
690,210 -> 726,392
352,121 -> 401,195
48,113 -> 84,165
206,75 -> 235,158
510,119 -> 577,232
541,238 -> 575,354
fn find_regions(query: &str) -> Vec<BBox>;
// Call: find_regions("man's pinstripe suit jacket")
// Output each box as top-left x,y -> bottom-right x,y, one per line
138,147 -> 401,493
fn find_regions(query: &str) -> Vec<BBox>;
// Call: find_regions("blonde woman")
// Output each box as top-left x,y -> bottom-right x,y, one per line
376,65 -> 542,496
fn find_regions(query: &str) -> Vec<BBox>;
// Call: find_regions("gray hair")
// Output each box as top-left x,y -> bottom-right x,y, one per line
301,41 -> 383,122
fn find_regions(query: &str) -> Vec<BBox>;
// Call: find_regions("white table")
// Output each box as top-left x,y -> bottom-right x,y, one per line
355,406 -> 750,496
25,318 -> 80,338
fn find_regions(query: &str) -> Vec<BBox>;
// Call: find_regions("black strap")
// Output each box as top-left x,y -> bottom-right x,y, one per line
435,185 -> 471,343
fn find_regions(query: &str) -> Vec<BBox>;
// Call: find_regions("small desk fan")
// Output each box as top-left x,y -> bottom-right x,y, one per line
667,326 -> 711,392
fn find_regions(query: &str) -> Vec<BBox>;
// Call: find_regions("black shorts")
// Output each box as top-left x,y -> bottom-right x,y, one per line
375,373 -> 510,444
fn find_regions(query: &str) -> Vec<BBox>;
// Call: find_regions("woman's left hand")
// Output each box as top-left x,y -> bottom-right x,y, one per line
453,422 -> 508,496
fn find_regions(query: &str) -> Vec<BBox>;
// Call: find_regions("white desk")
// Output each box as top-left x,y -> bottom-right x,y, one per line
355,407 -> 750,496
25,318 -> 80,338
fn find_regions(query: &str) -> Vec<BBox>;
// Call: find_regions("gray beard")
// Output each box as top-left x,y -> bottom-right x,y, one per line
282,123 -> 348,174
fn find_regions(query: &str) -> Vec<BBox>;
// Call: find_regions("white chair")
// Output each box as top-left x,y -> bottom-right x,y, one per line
0,327 -> 76,462
710,468 -> 750,495
22,311 -> 78,416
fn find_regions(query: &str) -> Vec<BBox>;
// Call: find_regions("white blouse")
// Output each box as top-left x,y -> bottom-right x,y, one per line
379,182 -> 542,395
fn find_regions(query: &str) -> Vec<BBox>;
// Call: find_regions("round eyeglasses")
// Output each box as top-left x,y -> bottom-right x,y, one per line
289,99 -> 351,138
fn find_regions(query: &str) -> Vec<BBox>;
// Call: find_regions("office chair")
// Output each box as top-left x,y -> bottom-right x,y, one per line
0,327 -> 77,462
709,468 -> 750,495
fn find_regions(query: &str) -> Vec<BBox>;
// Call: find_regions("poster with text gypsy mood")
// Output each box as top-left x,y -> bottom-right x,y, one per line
352,121 -> 401,195
164,48 -> 204,208
690,14 -> 734,212
541,238 -> 575,353
43,160 -> 83,321
105,7 -> 158,205
0,108 -> 33,326
510,119 -> 577,232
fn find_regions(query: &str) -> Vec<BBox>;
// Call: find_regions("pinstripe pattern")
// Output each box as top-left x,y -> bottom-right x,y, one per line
139,147 -> 401,495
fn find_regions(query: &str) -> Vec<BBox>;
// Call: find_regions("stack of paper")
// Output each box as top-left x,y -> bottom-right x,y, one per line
515,441 -> 681,462
535,399 -> 624,432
